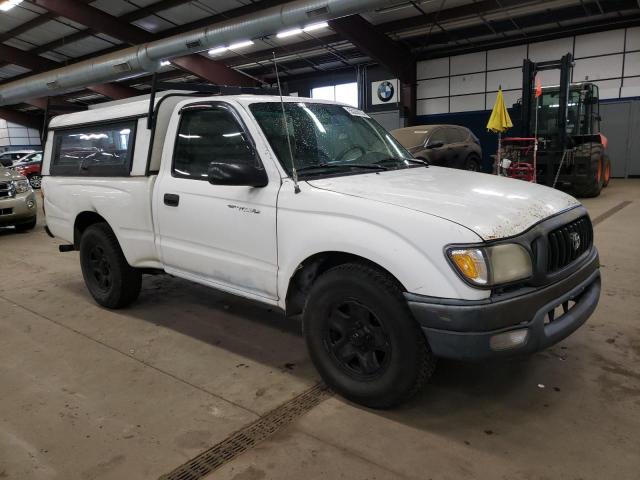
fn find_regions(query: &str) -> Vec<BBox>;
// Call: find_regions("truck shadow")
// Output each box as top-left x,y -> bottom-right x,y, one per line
55,272 -> 570,435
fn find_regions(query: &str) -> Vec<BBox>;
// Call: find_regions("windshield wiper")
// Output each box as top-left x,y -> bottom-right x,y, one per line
296,163 -> 389,173
374,156 -> 429,167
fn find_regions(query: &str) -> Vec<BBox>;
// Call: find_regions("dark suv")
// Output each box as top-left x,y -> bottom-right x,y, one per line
391,125 -> 483,171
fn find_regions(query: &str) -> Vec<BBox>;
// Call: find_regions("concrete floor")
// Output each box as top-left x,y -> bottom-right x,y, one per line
1,180 -> 639,480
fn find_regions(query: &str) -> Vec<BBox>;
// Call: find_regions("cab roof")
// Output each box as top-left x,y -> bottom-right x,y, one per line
47,93 -> 347,130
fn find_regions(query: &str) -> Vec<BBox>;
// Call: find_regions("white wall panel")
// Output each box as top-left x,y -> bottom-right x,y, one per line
626,26 -> 640,51
417,97 -> 449,115
486,68 -> 521,91
573,55 -> 623,81
450,94 -> 485,113
574,30 -> 625,58
486,90 -> 521,110
417,77 -> 449,99
592,79 -> 622,99
487,45 -> 527,70
621,76 -> 640,97
450,51 -> 486,75
417,57 -> 449,79
529,37 -> 573,62
538,69 -> 560,87
624,52 -> 640,77
450,72 -> 485,95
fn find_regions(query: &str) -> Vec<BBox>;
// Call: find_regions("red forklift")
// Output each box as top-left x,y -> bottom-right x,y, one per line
500,53 -> 611,197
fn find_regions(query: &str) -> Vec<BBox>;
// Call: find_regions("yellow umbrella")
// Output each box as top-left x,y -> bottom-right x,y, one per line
486,88 -> 513,175
487,88 -> 513,132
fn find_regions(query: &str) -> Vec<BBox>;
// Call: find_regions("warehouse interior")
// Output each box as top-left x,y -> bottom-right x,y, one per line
1,0 -> 640,479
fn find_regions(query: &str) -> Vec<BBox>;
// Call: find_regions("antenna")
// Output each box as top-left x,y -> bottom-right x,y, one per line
273,52 -> 300,194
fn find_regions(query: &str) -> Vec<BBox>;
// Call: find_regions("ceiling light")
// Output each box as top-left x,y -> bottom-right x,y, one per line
0,0 -> 23,11
303,22 -> 329,32
277,28 -> 303,38
228,40 -> 254,50
208,46 -> 228,56
160,60 -> 171,66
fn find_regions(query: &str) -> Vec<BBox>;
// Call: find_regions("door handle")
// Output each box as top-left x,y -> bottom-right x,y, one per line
164,193 -> 180,207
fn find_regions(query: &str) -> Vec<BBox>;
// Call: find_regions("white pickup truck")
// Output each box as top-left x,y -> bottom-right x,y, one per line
42,92 -> 601,408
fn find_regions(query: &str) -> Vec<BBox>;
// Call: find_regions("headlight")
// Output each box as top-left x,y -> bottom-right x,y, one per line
447,243 -> 532,287
13,179 -> 31,194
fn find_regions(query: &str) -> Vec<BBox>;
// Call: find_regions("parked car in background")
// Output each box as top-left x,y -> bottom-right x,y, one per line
0,150 -> 35,167
0,166 -> 37,231
12,151 -> 43,188
391,125 -> 483,171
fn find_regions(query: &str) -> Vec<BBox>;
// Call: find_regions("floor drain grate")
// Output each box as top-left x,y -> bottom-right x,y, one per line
159,383 -> 332,480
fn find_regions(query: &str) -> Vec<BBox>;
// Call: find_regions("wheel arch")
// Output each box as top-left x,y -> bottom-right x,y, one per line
284,251 -> 406,317
74,211 -> 109,249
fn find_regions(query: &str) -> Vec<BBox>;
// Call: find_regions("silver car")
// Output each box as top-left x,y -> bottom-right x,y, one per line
0,166 -> 37,231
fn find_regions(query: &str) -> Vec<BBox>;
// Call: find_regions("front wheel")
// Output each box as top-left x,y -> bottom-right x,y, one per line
464,155 -> 481,172
303,263 -> 435,408
80,223 -> 141,309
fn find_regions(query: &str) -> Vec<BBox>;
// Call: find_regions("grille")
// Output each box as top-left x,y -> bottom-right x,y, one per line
547,216 -> 593,272
0,208 -> 12,215
0,181 -> 13,198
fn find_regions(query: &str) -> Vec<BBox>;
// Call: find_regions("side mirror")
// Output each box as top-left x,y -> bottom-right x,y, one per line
427,141 -> 444,149
207,161 -> 268,187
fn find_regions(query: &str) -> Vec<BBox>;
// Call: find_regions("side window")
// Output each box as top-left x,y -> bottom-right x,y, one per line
51,121 -> 136,176
173,105 -> 257,179
446,128 -> 467,144
428,129 -> 447,146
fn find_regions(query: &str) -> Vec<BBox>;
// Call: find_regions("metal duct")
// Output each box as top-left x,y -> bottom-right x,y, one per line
0,0 -> 391,106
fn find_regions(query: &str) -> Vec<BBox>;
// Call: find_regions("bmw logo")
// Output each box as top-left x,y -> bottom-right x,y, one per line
377,81 -> 395,103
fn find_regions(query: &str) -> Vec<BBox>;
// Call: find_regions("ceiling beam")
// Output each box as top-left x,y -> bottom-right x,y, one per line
0,108 -> 43,130
0,44 -> 58,71
30,0 -> 253,86
86,83 -> 140,100
329,15 -> 415,83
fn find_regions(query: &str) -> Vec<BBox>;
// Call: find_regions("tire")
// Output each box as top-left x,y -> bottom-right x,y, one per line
79,223 -> 141,309
28,174 -> 42,189
603,155 -> 611,188
14,217 -> 36,232
464,155 -> 481,172
303,263 -> 435,409
572,143 -> 604,198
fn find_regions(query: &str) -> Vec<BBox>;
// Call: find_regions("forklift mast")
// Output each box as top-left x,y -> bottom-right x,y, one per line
521,53 -> 574,148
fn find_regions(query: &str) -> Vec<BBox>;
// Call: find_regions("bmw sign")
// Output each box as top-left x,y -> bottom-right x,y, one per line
371,79 -> 399,105
377,81 -> 395,103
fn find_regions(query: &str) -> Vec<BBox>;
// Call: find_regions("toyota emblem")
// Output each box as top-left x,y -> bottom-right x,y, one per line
569,232 -> 581,250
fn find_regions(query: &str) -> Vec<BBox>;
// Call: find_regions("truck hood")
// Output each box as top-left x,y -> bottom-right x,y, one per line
0,167 -> 23,182
306,167 -> 580,240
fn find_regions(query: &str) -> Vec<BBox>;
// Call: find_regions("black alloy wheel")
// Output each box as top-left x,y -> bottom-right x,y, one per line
324,300 -> 391,380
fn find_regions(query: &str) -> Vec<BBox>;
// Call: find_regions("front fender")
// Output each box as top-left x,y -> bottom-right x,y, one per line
276,181 -> 488,307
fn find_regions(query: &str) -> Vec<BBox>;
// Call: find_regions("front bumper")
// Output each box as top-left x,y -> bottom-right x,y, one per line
0,191 -> 37,227
406,247 -> 600,360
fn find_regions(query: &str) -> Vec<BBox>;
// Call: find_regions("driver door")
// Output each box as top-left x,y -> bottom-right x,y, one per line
154,102 -> 279,301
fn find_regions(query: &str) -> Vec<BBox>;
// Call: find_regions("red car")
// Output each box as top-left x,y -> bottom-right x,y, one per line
12,151 -> 43,189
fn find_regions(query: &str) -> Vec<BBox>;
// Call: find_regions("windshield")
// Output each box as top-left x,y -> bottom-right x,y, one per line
536,89 -> 582,138
249,102 -> 416,178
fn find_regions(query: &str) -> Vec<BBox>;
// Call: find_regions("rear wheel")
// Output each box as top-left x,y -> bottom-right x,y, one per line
572,143 -> 604,198
603,155 -> 611,188
80,223 -> 141,309
303,263 -> 435,409
28,174 -> 42,189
